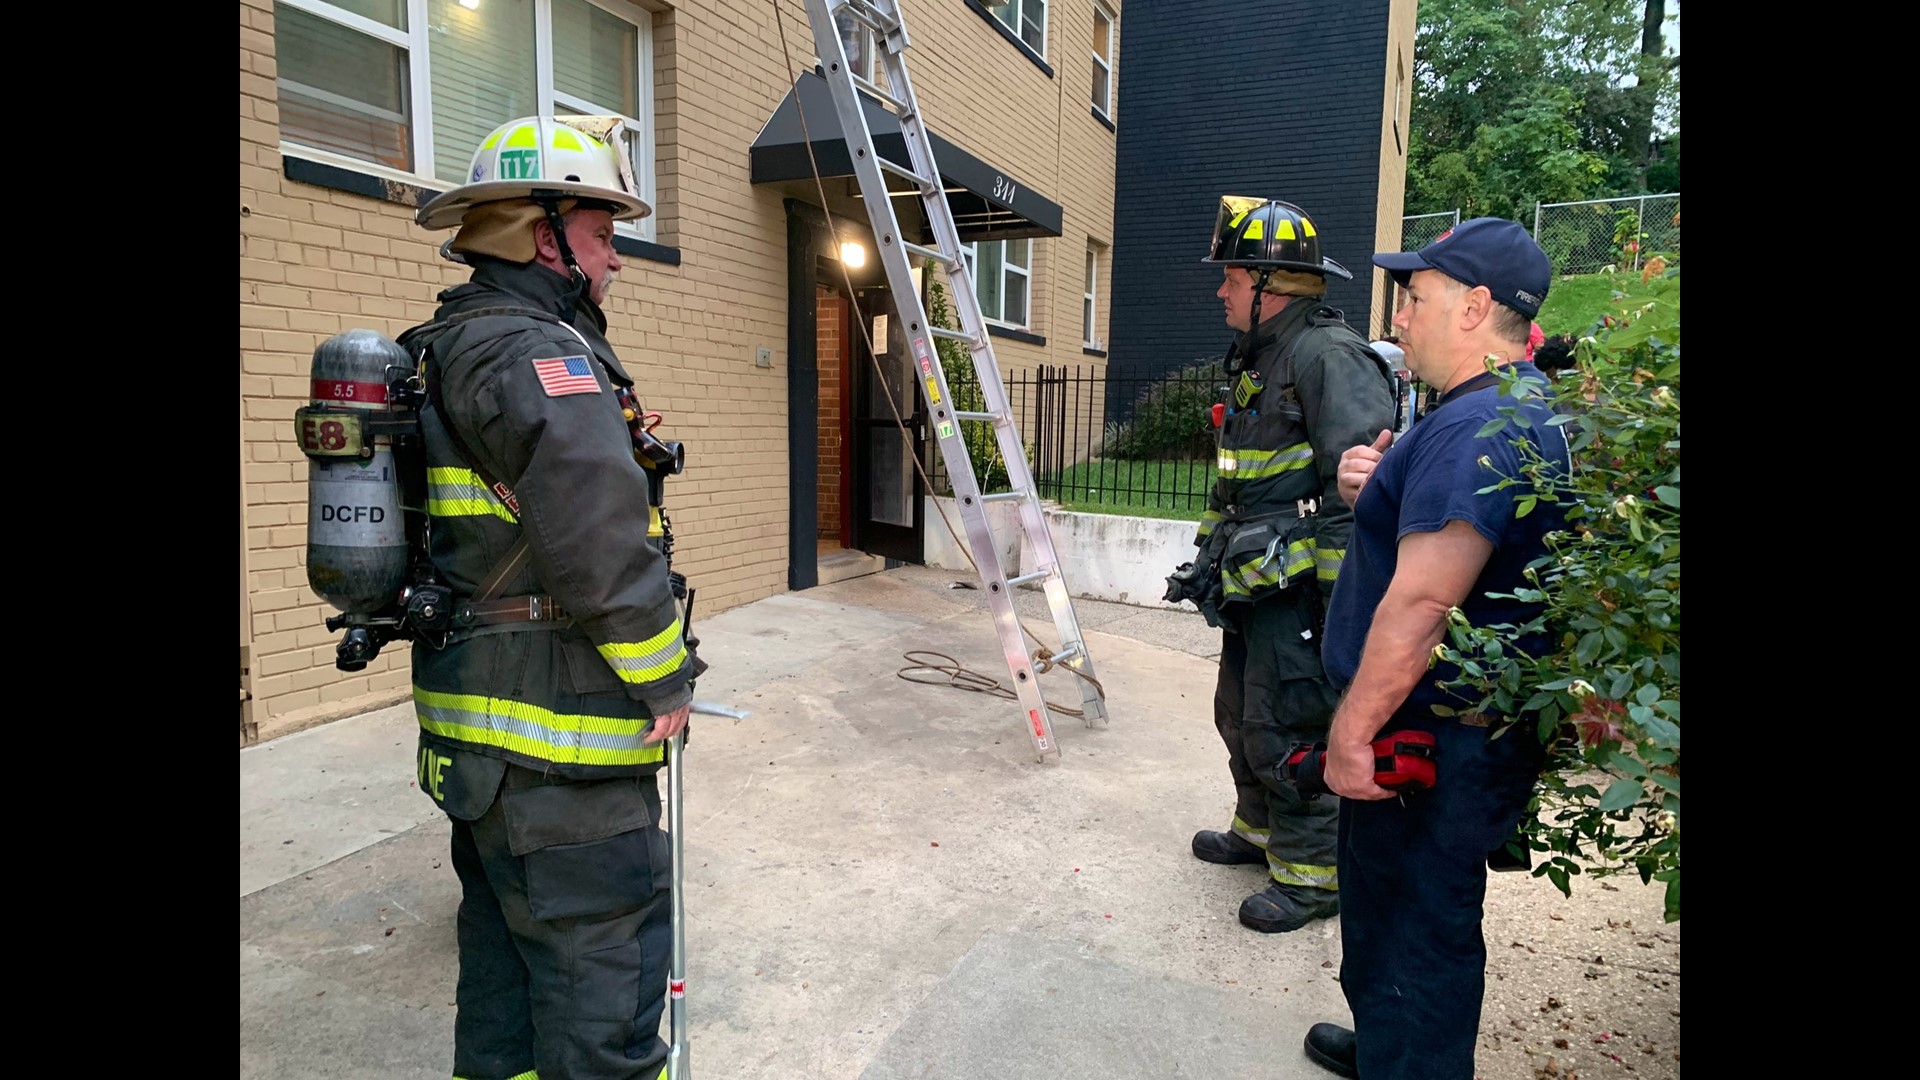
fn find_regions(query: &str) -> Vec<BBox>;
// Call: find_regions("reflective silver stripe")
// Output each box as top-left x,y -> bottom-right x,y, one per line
427,467 -> 517,523
414,687 -> 662,767
597,621 -> 689,685
1221,443 -> 1315,479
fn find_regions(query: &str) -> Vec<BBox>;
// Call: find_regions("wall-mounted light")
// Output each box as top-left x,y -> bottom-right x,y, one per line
458,0 -> 479,10
839,241 -> 867,269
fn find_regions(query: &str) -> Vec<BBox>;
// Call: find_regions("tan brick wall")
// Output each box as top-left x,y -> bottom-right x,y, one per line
240,0 -> 1119,738
1369,0 -> 1419,339
816,287 -> 844,540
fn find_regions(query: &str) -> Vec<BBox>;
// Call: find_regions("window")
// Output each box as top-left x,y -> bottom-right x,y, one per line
833,8 -> 878,82
1091,3 -> 1115,119
275,0 -> 659,240
961,239 -> 1032,329
985,0 -> 1046,55
1082,244 -> 1100,347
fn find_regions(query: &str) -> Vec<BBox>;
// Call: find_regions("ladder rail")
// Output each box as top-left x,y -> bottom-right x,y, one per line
802,0 -> 1108,757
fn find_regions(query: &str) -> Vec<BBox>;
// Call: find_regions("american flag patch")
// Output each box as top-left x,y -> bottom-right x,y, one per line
532,355 -> 600,397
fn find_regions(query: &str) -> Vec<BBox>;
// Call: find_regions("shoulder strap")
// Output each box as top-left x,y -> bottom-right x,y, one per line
404,305 -> 584,605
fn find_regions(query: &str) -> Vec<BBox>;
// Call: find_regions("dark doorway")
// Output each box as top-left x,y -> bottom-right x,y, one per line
851,283 -> 925,563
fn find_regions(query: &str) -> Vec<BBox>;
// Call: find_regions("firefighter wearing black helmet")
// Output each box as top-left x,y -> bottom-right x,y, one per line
1181,197 -> 1396,933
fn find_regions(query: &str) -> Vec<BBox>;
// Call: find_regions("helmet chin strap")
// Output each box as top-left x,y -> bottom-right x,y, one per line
538,198 -> 592,307
1227,267 -> 1278,374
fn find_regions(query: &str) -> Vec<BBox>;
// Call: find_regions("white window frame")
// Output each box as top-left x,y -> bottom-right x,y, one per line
830,9 -> 879,82
986,0 -> 1047,57
1091,3 -> 1115,120
1082,244 -> 1101,347
275,0 -> 659,241
960,238 -> 1033,330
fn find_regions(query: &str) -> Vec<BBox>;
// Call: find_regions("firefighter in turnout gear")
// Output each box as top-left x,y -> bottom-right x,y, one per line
1180,197 -> 1396,933
402,115 -> 698,1080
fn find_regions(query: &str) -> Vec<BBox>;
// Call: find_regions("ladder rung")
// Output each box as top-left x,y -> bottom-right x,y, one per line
979,490 -> 1025,503
901,239 -> 956,266
851,72 -> 909,113
838,0 -> 901,37
928,326 -> 977,345
1007,569 -> 1051,588
877,156 -> 934,191
1047,644 -> 1082,665
952,410 -> 1002,423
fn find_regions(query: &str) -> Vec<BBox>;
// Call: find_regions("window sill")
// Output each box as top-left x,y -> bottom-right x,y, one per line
963,0 -> 1054,78
1091,106 -> 1115,132
1082,345 -> 1107,357
280,151 -> 682,267
987,324 -> 1046,346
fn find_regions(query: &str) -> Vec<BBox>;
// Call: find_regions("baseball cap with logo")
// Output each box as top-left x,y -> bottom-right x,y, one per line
1372,217 -> 1552,318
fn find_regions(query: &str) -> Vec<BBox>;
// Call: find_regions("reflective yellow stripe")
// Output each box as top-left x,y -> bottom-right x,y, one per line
1231,815 -> 1269,847
1272,219 -> 1296,241
427,467 -> 518,523
1243,217 -> 1265,240
1195,508 -> 1225,539
1217,442 -> 1315,479
552,127 -> 583,152
1224,538 -> 1315,596
505,123 -> 538,148
1314,545 -> 1345,584
1269,856 -> 1338,889
1301,218 -> 1316,238
415,687 -> 664,768
597,620 -> 689,685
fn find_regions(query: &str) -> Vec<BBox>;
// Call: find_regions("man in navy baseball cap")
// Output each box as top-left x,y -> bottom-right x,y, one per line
1374,216 -> 1552,319
1300,215 -> 1568,1079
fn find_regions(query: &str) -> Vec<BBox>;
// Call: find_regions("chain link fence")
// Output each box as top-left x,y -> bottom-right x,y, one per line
1533,194 -> 1680,276
1402,210 -> 1460,250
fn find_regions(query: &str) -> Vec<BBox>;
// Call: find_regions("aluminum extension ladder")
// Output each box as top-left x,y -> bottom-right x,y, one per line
801,0 -> 1107,761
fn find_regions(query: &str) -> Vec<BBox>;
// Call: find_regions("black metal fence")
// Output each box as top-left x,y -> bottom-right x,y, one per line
929,361 -> 1227,513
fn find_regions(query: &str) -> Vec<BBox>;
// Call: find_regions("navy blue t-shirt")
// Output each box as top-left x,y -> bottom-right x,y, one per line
1322,361 -> 1571,711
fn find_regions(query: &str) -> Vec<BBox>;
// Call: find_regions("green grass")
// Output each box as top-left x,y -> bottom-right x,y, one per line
1043,270 -> 1671,523
1045,459 -> 1211,521
1537,269 -> 1668,337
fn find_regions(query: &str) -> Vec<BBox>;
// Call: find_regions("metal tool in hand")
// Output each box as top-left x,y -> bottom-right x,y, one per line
665,700 -> 750,1080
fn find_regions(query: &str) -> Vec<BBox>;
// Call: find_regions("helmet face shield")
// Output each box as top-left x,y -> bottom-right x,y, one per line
1206,196 -> 1269,262
417,115 -> 652,230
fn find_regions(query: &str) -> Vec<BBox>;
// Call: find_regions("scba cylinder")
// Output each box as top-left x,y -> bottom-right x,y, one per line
300,329 -> 410,614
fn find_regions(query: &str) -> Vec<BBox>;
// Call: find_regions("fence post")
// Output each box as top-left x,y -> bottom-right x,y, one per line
1635,194 -> 1647,271
1533,201 -> 1542,239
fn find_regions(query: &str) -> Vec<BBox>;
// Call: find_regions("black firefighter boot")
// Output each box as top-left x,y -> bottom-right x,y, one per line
1191,829 -> 1266,865
1303,1023 -> 1359,1078
1239,881 -> 1340,933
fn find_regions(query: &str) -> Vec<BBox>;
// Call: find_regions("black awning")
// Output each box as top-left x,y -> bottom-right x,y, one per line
750,70 -> 1063,243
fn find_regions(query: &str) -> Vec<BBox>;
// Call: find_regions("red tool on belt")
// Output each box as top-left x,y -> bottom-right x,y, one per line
1283,730 -> 1438,795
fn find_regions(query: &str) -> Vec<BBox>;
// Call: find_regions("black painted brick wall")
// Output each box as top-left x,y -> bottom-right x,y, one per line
1110,0 -> 1393,379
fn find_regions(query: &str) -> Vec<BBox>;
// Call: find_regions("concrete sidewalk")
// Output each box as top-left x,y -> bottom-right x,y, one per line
240,566 -> 1678,1080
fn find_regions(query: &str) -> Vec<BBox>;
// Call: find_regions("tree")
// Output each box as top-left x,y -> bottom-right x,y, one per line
1408,0 -> 1680,215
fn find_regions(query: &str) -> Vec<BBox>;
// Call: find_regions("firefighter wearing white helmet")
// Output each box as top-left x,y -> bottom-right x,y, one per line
1170,196 -> 1396,936
400,115 -> 696,1080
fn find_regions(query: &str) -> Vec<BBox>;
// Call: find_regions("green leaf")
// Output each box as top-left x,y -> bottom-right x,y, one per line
1476,418 -> 1509,438
1635,682 -> 1661,706
1598,778 -> 1644,811
1653,485 -> 1679,507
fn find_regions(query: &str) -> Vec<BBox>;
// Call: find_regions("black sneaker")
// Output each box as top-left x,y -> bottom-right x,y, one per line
1238,882 -> 1340,933
1303,1022 -> 1358,1078
1191,829 -> 1266,865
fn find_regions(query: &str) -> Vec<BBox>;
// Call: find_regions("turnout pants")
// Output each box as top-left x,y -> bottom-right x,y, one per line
1337,711 -> 1545,1079
444,761 -> 672,1080
1212,587 -> 1341,890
